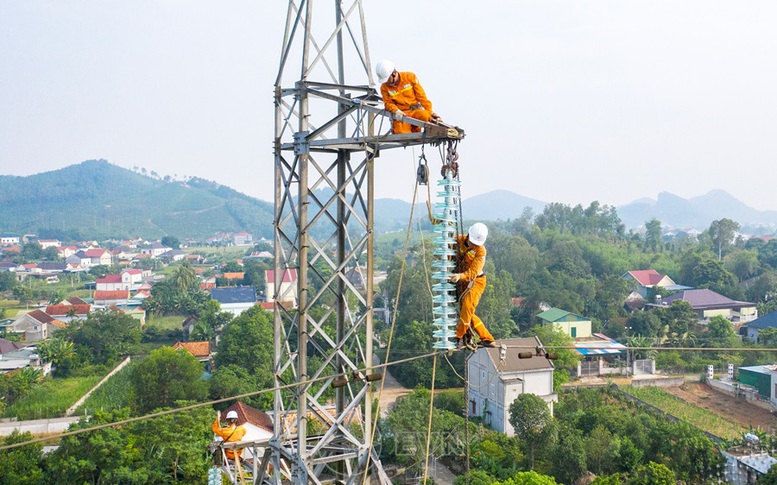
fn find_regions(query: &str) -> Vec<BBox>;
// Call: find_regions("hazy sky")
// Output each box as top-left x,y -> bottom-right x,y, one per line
2,1 -> 777,211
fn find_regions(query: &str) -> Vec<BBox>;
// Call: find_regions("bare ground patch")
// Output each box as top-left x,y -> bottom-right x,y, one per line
663,382 -> 777,433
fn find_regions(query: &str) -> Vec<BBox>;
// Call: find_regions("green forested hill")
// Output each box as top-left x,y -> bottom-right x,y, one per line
0,160 -> 274,240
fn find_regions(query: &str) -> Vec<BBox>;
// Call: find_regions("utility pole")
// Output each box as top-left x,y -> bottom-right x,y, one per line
266,1 -> 462,483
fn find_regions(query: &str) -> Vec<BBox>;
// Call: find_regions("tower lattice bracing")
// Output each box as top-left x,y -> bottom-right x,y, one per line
268,1 -> 462,483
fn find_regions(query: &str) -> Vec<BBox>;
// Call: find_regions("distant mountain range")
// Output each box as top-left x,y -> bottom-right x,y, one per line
0,160 -> 274,240
617,190 -> 777,233
2,161 -> 775,239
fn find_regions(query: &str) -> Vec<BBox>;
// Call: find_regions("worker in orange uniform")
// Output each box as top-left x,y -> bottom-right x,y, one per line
450,223 -> 495,350
212,410 -> 247,461
376,59 -> 441,134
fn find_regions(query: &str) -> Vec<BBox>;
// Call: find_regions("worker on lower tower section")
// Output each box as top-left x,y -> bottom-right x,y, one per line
450,223 -> 495,349
212,410 -> 247,461
376,59 -> 441,134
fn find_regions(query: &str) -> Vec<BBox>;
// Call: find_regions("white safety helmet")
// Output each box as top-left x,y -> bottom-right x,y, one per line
468,223 -> 488,246
375,59 -> 395,83
226,410 -> 238,421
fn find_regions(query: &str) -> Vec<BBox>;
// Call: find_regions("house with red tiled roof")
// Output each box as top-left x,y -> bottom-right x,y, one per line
94,290 -> 131,306
200,276 -> 217,291
96,274 -> 124,291
265,269 -> 298,305
621,270 -> 678,298
172,341 -> 211,362
222,272 -> 245,281
9,310 -> 66,341
45,303 -> 91,322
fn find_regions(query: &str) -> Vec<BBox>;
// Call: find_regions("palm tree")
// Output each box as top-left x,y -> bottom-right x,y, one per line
170,261 -> 197,291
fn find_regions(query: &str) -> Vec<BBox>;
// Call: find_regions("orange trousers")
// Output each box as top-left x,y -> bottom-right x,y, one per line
455,276 -> 493,342
392,109 -> 433,134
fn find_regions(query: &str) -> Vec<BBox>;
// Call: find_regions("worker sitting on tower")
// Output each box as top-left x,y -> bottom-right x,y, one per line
450,223 -> 495,350
376,59 -> 441,134
212,410 -> 247,461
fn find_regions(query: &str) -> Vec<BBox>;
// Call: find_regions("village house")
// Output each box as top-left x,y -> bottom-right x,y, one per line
138,242 -> 172,258
265,269 -> 298,305
660,288 -> 758,323
233,232 -> 254,246
94,290 -> 131,307
468,337 -> 557,436
744,311 -> 777,343
56,245 -> 78,259
0,236 -> 20,245
37,239 -> 61,249
9,310 -> 67,342
211,287 -> 258,316
537,308 -> 591,339
45,303 -> 91,323
172,341 -> 213,371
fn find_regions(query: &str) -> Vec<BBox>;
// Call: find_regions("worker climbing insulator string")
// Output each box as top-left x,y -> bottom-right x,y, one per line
430,171 -> 460,350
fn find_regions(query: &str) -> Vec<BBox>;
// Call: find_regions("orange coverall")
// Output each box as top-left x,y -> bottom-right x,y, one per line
455,235 -> 494,343
380,71 -> 433,134
212,419 -> 247,460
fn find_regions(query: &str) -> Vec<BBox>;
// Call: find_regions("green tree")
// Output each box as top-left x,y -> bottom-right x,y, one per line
725,249 -> 761,281
161,236 -> 181,249
629,461 -> 675,485
130,347 -> 208,414
508,393 -> 552,469
500,471 -> 558,484
169,260 -> 198,291
704,315 -> 738,348
0,272 -> 18,292
626,312 -> 662,339
0,431 -> 45,484
190,300 -> 233,341
209,364 -> 271,410
758,327 -> 777,347
551,425 -> 587,485
644,218 -> 663,252
65,310 -> 142,365
215,306 -> 275,392
709,218 -> 740,260
692,257 -> 738,294
37,337 -> 77,377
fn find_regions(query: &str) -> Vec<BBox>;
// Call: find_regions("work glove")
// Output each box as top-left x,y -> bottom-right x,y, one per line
431,112 -> 441,122
449,273 -> 462,283
393,110 -> 406,121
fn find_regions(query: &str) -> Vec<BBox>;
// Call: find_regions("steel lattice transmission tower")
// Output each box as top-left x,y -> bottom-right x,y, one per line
266,1 -> 461,483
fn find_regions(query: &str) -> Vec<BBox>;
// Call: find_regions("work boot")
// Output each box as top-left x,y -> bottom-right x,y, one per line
480,340 -> 496,348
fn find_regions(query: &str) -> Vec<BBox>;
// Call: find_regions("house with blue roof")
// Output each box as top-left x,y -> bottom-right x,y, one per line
744,311 -> 777,343
211,286 -> 258,316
